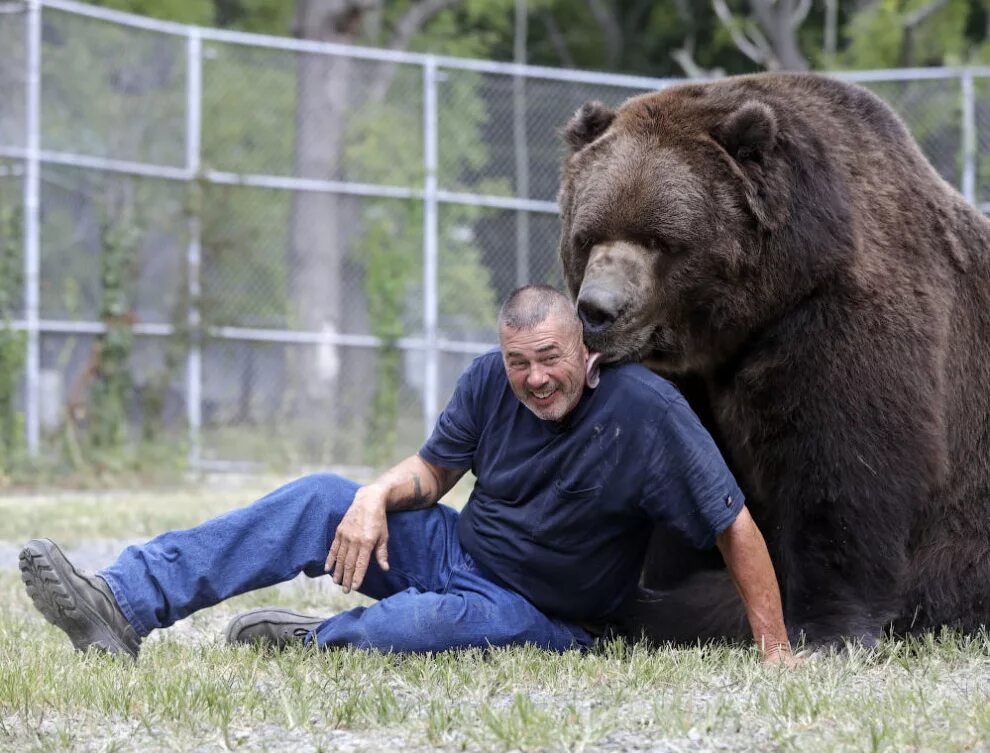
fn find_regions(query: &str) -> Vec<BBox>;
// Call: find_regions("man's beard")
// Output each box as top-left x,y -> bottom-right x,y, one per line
520,380 -> 580,422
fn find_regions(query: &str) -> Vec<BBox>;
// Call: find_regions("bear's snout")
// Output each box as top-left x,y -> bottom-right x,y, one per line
577,286 -> 623,334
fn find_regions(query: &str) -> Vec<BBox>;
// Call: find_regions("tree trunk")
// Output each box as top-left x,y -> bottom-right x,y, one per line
750,0 -> 809,71
289,0 -> 363,456
288,0 -> 462,462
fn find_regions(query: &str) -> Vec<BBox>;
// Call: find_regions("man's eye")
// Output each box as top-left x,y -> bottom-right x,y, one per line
543,356 -> 560,365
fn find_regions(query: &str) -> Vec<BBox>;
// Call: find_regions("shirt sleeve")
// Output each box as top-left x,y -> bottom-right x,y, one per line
637,396 -> 745,550
417,357 -> 485,470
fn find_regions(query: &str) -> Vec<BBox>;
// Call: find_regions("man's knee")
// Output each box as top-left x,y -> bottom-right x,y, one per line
292,472 -> 359,519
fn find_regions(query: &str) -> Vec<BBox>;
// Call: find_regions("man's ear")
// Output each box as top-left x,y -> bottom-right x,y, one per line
713,101 -> 777,164
563,101 -> 617,152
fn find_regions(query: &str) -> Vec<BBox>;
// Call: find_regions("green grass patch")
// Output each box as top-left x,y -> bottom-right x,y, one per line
2,489 -> 990,751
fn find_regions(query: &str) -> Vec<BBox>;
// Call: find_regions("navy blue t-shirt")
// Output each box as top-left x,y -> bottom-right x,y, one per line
418,349 -> 745,623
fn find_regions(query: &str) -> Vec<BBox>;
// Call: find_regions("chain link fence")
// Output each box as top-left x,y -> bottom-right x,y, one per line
1,0 -> 988,472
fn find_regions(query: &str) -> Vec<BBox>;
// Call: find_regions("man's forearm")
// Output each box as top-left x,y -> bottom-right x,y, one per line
716,506 -> 791,656
365,454 -> 465,512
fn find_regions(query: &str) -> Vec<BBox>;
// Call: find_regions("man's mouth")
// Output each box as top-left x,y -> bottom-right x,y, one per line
530,387 -> 557,401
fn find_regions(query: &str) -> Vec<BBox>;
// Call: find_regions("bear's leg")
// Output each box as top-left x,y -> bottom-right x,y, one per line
631,510 -> 901,648
614,570 -> 749,644
625,525 -> 747,644
777,499 -> 906,648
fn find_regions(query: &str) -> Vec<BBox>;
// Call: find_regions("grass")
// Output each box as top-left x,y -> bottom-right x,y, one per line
2,485 -> 990,752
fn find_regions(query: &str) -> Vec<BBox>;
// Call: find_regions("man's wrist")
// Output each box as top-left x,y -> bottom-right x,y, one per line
759,638 -> 792,655
357,482 -> 390,508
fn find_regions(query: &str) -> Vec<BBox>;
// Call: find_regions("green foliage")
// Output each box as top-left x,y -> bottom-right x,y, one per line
86,214 -> 137,451
197,43 -> 293,331
842,0 -> 972,69
90,0 -> 215,25
0,198 -> 25,473
344,73 -> 498,466
198,183 -> 291,329
213,0 -> 293,33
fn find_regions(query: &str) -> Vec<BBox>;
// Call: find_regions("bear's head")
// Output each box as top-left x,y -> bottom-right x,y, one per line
558,77 -> 856,374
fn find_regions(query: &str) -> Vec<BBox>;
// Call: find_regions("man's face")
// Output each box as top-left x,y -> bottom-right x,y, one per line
500,314 -> 589,422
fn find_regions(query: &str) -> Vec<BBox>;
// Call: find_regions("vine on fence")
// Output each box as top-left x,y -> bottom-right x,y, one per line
56,182 -> 189,481
361,201 -> 417,467
86,213 -> 137,452
0,202 -> 25,472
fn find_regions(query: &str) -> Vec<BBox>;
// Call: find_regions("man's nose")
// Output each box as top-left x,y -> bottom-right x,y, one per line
526,365 -> 548,388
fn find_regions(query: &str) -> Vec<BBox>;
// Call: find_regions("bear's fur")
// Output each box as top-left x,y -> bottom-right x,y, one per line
557,72 -> 990,647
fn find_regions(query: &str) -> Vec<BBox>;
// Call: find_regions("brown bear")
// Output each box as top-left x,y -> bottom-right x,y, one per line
557,72 -> 990,647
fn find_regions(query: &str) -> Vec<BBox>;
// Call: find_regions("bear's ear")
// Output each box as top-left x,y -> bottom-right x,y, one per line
714,101 -> 777,164
563,101 -> 617,152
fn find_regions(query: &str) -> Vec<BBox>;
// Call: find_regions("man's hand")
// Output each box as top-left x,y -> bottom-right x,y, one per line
325,483 -> 390,593
323,453 -> 465,594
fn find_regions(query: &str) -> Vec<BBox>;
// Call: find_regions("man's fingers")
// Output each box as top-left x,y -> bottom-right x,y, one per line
331,540 -> 350,585
375,537 -> 389,572
340,542 -> 361,593
325,536 -> 341,573
351,549 -> 372,593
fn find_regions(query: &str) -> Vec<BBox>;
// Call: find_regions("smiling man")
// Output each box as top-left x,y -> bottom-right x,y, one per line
20,285 -> 793,663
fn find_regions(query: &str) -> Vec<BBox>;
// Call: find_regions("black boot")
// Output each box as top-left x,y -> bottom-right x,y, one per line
19,538 -> 141,659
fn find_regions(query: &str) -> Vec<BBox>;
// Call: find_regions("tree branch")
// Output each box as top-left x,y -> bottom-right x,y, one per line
823,0 -> 838,58
745,0 -> 809,70
671,42 -> 723,79
901,0 -> 950,67
363,0 -> 464,104
387,0 -> 462,52
711,0 -> 775,67
293,0 -> 378,41
903,0 -> 950,29
791,0 -> 812,29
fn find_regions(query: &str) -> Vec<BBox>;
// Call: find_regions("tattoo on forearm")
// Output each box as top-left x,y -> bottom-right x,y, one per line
392,473 -> 433,511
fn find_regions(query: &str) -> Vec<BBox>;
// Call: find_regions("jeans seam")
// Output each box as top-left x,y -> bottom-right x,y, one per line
442,546 -> 477,594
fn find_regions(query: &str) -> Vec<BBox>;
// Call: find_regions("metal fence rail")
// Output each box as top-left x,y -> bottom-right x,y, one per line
1,0 -> 988,471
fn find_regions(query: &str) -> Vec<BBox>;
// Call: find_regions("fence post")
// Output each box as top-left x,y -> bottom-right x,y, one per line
962,69 -> 976,205
512,0 -> 529,287
186,28 -> 202,464
422,57 -> 440,438
22,0 -> 41,457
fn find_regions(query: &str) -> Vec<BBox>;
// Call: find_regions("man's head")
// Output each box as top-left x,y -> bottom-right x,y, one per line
498,285 -> 589,422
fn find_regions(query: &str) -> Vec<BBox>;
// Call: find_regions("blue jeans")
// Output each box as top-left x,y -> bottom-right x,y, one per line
99,473 -> 593,652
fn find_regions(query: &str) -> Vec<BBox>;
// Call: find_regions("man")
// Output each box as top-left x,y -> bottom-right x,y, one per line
20,285 -> 794,663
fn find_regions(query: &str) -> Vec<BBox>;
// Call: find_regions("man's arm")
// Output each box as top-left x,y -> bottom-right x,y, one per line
716,505 -> 798,665
326,454 -> 466,593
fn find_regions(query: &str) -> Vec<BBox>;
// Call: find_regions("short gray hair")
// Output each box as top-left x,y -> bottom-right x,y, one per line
497,285 -> 578,332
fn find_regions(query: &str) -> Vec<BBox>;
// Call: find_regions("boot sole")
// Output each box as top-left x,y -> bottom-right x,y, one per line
19,539 -> 138,659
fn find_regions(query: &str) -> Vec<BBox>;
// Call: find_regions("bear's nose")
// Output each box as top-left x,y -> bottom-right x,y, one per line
578,288 -> 621,333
